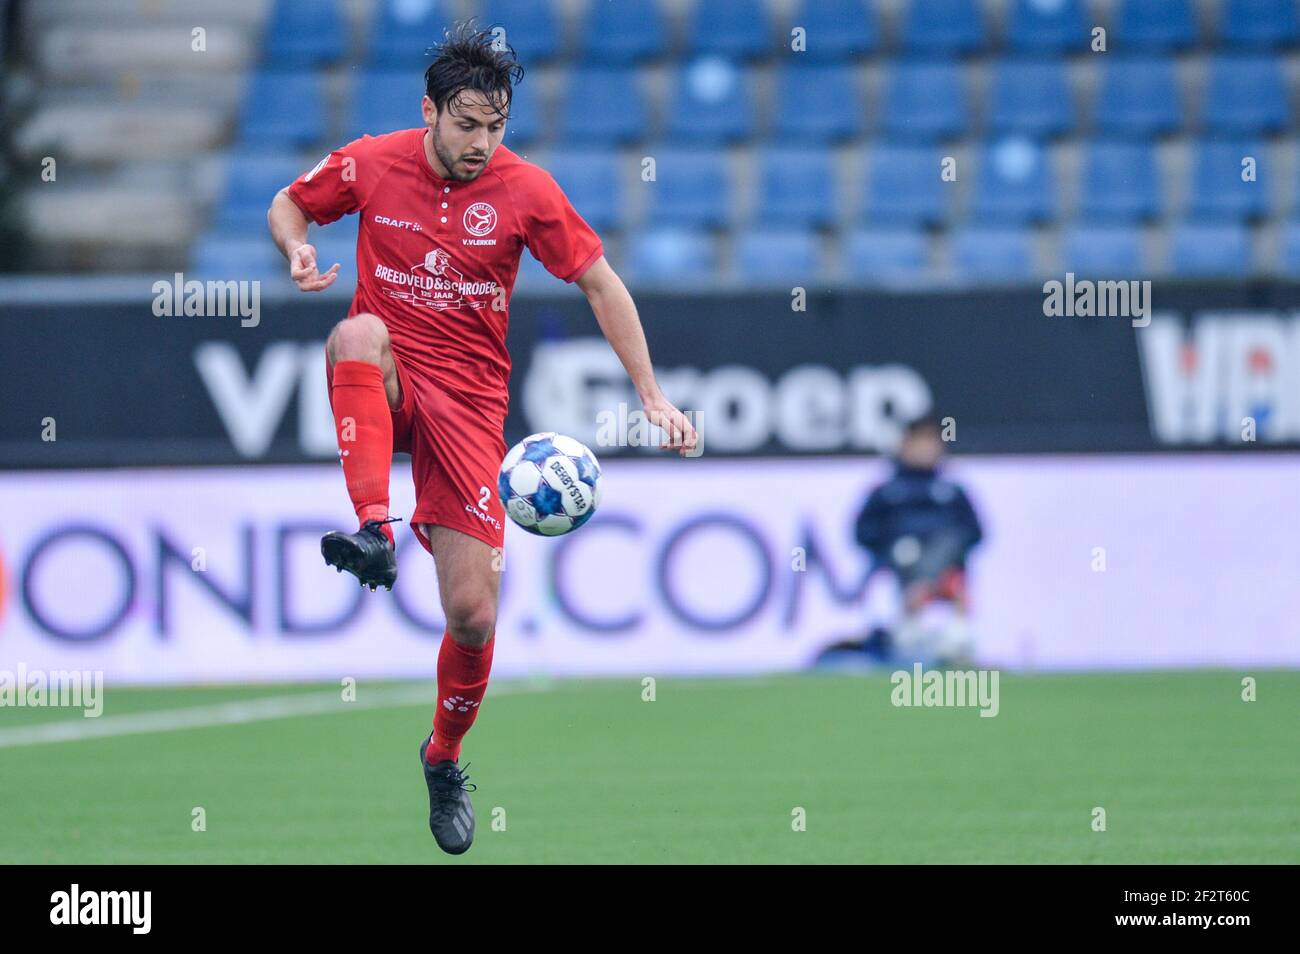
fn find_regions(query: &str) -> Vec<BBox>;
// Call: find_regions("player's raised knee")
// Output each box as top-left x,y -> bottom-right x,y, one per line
327,313 -> 388,365
444,597 -> 496,648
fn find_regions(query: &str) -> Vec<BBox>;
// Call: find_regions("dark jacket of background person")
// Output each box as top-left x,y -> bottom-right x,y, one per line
854,462 -> 983,580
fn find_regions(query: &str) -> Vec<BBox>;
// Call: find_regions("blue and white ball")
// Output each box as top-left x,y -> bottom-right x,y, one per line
498,432 -> 602,536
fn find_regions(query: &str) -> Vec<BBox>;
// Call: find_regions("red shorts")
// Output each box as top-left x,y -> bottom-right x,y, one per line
327,348 -> 507,554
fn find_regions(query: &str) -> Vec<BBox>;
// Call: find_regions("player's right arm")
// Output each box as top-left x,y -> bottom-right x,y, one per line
267,188 -> 340,292
268,141 -> 370,292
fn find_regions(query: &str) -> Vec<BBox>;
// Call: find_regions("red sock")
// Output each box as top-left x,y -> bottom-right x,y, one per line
330,360 -> 394,546
425,634 -> 495,764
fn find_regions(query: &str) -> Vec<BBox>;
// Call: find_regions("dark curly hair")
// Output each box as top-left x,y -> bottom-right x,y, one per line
423,21 -> 525,121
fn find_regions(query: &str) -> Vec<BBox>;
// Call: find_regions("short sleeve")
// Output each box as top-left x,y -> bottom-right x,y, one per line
523,171 -> 604,282
287,139 -> 368,226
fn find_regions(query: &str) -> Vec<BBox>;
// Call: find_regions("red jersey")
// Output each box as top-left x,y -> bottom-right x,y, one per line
288,129 -> 603,421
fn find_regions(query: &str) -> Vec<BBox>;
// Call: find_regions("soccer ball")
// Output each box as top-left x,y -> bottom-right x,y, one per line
498,432 -> 602,536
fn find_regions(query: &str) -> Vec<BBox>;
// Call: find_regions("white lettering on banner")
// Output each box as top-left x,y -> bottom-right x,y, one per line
0,458 -> 1295,683
521,338 -> 931,453
194,338 -> 931,462
193,317 -> 1300,462
194,342 -> 301,457
195,342 -> 337,458
1138,312 -> 1300,444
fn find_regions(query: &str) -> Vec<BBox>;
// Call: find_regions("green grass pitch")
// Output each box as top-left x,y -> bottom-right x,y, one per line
1,672 -> 1296,863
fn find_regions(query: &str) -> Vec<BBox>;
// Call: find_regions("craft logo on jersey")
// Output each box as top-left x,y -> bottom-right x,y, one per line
374,247 -> 498,310
463,202 -> 497,245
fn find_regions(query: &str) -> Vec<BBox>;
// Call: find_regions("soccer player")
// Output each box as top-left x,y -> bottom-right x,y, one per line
266,24 -> 697,854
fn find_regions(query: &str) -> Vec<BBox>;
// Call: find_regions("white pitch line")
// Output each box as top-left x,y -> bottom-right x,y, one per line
0,675 -> 781,750
0,682 -> 536,750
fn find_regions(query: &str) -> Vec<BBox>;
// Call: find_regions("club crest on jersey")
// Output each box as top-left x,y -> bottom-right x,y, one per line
373,246 -> 498,311
463,202 -> 497,238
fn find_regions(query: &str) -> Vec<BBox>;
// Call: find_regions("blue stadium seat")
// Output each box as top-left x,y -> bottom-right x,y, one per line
240,72 -> 327,147
754,148 -> 838,228
842,228 -> 930,281
482,0 -> 560,61
215,153 -> 308,233
900,0 -> 987,53
561,66 -> 646,144
1094,57 -> 1181,135
987,59 -> 1074,137
367,0 -> 449,65
789,0 -> 878,60
881,62 -> 968,141
970,137 -> 1057,223
667,60 -> 755,143
264,0 -> 345,66
1202,55 -> 1289,134
686,0 -> 773,59
773,65 -> 864,142
734,229 -> 821,282
1060,224 -> 1145,275
1277,222 -> 1300,274
949,226 -> 1036,281
1187,140 -> 1270,221
1078,141 -> 1161,222
347,71 -> 424,141
1220,0 -> 1300,47
1004,0 -> 1086,51
580,0 -> 666,62
191,235 -> 284,282
1114,0 -> 1197,49
643,149 -> 731,228
864,144 -> 948,225
1169,222 -> 1251,275
628,228 -> 717,282
542,150 -> 622,231
502,78 -> 545,147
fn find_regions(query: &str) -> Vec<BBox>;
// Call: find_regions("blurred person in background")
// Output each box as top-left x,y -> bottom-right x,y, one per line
819,415 -> 984,668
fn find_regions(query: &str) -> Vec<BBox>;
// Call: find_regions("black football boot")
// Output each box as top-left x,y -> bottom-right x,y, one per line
320,517 -> 400,591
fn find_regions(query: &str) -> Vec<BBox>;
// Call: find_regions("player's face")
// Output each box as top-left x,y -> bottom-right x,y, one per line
899,431 -> 944,469
423,89 -> 507,181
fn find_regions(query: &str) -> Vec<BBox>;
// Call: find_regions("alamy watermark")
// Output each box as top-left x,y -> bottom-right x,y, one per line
595,402 -> 704,456
1043,273 -> 1151,328
0,665 -> 103,717
50,884 -> 150,934
152,272 -> 261,327
890,663 -> 1000,718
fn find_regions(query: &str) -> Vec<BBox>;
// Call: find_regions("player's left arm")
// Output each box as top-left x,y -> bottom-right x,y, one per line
577,256 -> 699,457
